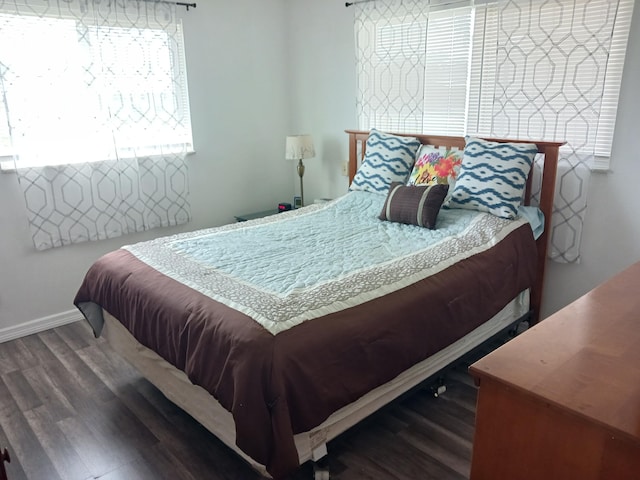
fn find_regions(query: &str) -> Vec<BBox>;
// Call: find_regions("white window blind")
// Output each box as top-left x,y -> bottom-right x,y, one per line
422,7 -> 473,135
593,0 -> 634,168
0,7 -> 192,168
356,0 -> 633,169
466,2 -> 498,137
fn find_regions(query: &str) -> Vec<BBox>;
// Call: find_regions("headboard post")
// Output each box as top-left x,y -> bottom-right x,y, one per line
531,143 -> 560,323
345,129 -> 563,324
348,131 -> 360,181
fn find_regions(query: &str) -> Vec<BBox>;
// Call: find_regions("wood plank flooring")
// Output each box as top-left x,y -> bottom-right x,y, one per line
0,321 -> 504,480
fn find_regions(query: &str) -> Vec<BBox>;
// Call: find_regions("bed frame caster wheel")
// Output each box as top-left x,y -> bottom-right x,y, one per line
313,463 -> 330,480
429,378 -> 447,397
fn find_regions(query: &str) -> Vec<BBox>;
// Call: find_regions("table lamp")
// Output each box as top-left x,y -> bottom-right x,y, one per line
285,134 -> 315,207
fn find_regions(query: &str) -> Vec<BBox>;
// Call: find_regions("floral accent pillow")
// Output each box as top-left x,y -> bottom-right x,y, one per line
407,145 -> 463,187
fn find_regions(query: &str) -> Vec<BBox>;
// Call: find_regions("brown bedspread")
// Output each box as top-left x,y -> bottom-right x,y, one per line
74,223 -> 536,478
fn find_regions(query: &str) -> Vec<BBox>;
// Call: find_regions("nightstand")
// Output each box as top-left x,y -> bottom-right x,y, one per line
234,209 -> 279,222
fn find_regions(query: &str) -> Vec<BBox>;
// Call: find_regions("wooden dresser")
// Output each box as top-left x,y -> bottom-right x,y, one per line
469,261 -> 640,480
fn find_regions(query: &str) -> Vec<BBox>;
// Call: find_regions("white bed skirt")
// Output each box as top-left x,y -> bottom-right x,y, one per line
100,290 -> 529,477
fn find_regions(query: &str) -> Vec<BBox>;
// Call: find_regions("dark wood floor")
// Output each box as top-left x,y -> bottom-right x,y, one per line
0,321 -> 504,480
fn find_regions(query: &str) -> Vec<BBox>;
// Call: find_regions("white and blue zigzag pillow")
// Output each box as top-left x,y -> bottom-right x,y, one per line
448,137 -> 538,219
350,129 -> 421,195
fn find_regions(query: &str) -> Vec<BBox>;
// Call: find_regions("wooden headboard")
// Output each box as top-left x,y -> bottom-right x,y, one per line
345,129 -> 564,324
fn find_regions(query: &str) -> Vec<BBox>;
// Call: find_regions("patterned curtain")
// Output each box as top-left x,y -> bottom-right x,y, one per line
354,0 -> 633,263
0,0 -> 192,250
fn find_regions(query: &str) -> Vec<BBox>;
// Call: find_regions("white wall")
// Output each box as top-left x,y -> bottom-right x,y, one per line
2,0 -> 638,340
289,0 -> 640,319
0,0 -> 292,340
285,1 -> 357,203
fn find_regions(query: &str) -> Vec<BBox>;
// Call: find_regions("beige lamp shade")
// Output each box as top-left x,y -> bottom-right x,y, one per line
285,134 -> 315,160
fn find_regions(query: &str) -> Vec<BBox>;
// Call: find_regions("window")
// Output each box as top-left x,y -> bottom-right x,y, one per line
0,8 -> 192,169
355,0 -> 634,169
3,1 -> 192,251
356,4 -> 476,135
422,7 -> 473,135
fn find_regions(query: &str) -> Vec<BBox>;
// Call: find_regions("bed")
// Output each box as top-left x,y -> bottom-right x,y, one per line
74,129 -> 562,479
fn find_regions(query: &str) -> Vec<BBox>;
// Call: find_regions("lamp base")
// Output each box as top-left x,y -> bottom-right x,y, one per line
297,158 -> 305,207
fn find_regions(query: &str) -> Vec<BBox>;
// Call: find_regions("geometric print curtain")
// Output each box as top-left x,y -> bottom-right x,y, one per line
354,0 -> 435,133
0,0 -> 192,250
14,155 -> 190,250
481,0 -> 633,263
354,0 -> 633,263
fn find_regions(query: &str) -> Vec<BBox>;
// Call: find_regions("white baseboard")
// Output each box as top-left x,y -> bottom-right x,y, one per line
0,309 -> 84,344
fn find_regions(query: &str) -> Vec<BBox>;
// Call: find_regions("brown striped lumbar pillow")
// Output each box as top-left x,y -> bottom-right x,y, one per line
379,182 -> 449,229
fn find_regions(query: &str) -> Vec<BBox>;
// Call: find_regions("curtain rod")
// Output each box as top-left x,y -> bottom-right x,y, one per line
175,2 -> 196,10
346,0 -> 477,7
143,0 -> 196,10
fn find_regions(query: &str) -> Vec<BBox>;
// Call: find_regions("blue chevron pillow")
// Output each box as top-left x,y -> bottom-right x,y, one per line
448,137 -> 538,219
350,129 -> 421,195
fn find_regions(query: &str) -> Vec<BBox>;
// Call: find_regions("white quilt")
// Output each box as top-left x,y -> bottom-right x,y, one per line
124,191 -> 528,334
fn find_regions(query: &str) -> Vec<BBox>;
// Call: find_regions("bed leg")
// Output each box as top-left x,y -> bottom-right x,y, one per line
312,459 -> 330,480
508,319 -> 530,339
311,444 -> 329,480
1,448 -> 10,480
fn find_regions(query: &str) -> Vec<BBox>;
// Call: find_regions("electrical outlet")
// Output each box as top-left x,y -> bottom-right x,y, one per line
340,161 -> 349,176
